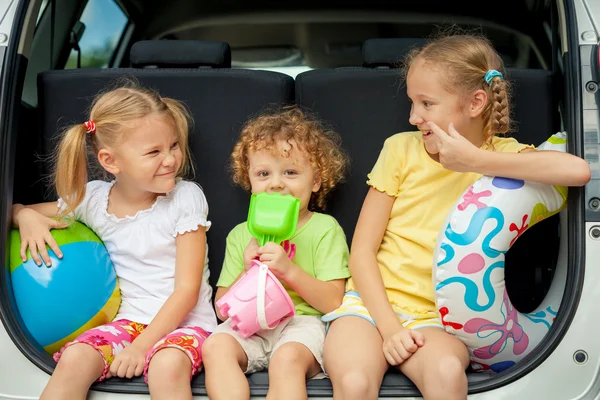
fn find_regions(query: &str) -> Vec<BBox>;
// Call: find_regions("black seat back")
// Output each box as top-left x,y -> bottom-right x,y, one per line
296,67 -> 412,240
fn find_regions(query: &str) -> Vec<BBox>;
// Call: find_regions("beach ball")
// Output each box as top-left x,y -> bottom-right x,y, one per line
8,221 -> 120,355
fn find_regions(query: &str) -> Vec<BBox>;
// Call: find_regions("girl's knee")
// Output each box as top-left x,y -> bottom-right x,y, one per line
333,370 -> 380,399
269,342 -> 317,377
202,334 -> 227,359
271,343 -> 311,366
422,356 -> 467,399
147,348 -> 191,384
56,343 -> 104,375
435,355 -> 466,381
202,334 -> 245,366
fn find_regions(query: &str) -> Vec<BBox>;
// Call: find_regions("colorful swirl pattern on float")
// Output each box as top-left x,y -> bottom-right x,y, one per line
433,132 -> 568,373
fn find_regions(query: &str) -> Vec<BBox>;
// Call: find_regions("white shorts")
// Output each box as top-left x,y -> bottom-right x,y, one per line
211,315 -> 326,377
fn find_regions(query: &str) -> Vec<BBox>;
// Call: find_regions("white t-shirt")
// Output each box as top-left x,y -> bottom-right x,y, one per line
58,179 -> 217,332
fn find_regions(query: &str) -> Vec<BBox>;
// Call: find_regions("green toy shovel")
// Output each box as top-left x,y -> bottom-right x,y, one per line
247,192 -> 300,246
243,192 -> 300,332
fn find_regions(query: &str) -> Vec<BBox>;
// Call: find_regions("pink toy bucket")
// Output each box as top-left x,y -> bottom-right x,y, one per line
216,261 -> 295,338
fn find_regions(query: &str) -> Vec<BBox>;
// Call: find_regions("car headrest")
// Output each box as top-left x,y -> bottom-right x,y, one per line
130,40 -> 232,68
362,38 -> 428,68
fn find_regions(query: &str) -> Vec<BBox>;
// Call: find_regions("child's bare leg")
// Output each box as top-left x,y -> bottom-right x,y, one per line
266,342 -> 321,400
202,333 -> 250,400
398,327 -> 469,400
324,316 -> 388,400
147,348 -> 192,400
40,343 -> 105,400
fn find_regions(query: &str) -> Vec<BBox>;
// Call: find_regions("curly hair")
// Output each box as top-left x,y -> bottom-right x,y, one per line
230,106 -> 349,211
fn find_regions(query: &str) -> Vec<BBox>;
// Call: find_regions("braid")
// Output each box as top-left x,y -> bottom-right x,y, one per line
402,33 -> 514,146
490,77 -> 510,134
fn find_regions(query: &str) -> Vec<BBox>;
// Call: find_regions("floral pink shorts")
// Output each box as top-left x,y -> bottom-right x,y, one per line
53,319 -> 210,383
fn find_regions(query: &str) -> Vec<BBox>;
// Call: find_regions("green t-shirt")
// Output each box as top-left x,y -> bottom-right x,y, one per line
217,212 -> 351,316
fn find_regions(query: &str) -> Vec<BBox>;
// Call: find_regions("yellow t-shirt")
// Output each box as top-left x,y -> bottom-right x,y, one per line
345,131 -> 532,312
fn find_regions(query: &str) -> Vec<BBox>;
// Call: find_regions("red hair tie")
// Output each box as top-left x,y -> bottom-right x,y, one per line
84,120 -> 96,134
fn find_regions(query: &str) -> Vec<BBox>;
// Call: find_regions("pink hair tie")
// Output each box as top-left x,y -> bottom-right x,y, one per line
84,120 -> 96,134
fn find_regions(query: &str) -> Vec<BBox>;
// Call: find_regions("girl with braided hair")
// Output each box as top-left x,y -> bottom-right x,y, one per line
322,33 -> 590,400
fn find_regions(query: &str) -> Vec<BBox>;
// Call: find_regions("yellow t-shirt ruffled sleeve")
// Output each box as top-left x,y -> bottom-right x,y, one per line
366,134 -> 407,196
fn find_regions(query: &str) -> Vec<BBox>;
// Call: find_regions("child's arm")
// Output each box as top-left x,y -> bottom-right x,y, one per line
216,236 -> 345,316
281,267 -> 345,314
348,188 -> 406,339
351,188 -> 425,365
109,227 -> 207,378
473,149 -> 590,186
12,202 -> 61,222
12,202 -> 68,266
133,228 -> 207,348
428,121 -> 591,186
258,221 -> 350,314
258,242 -> 345,313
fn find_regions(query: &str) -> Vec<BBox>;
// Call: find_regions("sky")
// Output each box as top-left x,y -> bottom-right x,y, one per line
77,0 -> 127,51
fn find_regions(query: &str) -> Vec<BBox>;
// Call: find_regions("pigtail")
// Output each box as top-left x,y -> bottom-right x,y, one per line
482,77 -> 511,147
490,77 -> 510,135
162,97 -> 194,178
53,124 -> 89,218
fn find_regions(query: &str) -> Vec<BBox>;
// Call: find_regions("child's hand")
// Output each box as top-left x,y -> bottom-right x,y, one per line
382,328 -> 425,366
243,237 -> 260,271
109,343 -> 146,379
426,121 -> 482,172
14,208 -> 68,266
258,242 -> 296,280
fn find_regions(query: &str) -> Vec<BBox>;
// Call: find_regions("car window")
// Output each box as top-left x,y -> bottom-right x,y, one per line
232,46 -> 312,78
65,0 -> 129,69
